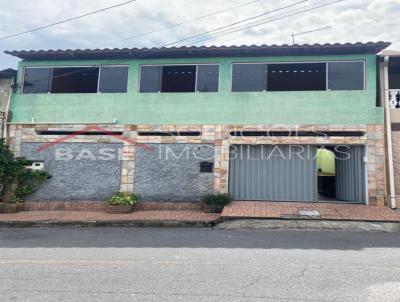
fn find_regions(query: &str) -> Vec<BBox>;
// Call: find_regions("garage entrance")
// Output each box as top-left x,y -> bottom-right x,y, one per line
228,145 -> 366,203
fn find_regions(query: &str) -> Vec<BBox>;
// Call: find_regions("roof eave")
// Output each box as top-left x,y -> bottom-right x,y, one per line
4,42 -> 392,61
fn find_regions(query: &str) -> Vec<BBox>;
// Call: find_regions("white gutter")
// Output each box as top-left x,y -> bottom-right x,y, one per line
384,55 -> 397,209
2,77 -> 14,140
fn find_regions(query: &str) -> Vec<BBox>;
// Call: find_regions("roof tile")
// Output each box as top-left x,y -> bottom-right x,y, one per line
4,42 -> 391,61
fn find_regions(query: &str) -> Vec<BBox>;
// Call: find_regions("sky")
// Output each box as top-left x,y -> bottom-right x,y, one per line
0,0 -> 399,70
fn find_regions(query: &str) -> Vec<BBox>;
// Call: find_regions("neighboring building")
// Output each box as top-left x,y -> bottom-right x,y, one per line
0,68 -> 16,138
381,51 -> 400,209
4,42 -> 390,205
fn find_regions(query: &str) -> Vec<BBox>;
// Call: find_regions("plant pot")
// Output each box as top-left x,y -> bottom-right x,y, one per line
0,202 -> 24,214
203,204 -> 225,213
105,204 -> 135,214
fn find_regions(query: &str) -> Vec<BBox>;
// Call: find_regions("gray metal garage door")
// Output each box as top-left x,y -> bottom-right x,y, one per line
335,145 -> 366,203
229,145 -> 317,202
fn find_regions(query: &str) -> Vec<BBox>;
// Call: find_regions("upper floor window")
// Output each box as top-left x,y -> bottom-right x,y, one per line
231,63 -> 268,92
389,60 -> 400,89
327,62 -> 365,90
232,61 -> 365,92
139,64 -> 219,93
22,65 -> 129,94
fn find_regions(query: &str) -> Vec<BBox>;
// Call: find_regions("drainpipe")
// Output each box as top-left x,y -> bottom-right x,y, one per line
384,55 -> 397,209
2,77 -> 14,141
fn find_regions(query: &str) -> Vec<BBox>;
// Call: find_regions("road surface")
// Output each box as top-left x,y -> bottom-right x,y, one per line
0,227 -> 400,301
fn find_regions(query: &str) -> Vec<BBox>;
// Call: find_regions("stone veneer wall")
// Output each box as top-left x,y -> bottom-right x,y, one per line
20,142 -> 122,201
134,144 -> 214,202
7,123 -> 386,206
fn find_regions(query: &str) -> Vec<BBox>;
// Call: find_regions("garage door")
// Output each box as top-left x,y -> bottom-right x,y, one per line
229,145 -> 317,202
335,145 -> 366,203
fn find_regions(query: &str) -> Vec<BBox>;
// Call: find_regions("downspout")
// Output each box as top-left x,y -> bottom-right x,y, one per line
384,55 -> 397,209
2,77 -> 14,141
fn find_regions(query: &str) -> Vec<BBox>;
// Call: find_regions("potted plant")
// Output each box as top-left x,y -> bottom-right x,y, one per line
202,193 -> 232,213
0,139 -> 49,214
105,191 -> 139,214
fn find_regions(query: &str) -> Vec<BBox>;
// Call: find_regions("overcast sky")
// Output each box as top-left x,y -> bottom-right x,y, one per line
0,0 -> 399,70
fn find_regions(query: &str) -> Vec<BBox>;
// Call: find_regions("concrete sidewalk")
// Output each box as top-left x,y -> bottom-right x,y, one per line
1,201 -> 400,228
0,210 -> 221,227
222,201 -> 400,222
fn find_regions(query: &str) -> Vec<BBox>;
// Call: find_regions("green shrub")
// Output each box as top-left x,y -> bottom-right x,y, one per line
0,139 -> 50,203
202,193 -> 232,206
107,191 -> 139,206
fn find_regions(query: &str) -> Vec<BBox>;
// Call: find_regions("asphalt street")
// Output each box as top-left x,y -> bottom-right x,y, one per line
0,227 -> 400,302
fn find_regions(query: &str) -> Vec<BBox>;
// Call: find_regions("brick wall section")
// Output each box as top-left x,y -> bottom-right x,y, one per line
7,123 -> 386,206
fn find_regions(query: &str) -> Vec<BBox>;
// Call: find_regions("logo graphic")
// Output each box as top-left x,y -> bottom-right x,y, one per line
36,125 -> 153,152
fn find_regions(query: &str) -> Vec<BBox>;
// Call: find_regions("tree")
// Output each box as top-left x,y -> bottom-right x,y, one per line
0,139 -> 49,203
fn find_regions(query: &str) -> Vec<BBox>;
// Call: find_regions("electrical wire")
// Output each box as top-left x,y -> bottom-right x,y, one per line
0,0 -> 137,41
177,0 -> 344,46
19,0 -> 310,84
19,0 -> 346,85
98,0 -> 264,48
162,0 -> 309,47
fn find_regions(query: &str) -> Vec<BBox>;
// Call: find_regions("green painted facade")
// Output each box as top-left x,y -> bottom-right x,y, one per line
10,54 -> 382,125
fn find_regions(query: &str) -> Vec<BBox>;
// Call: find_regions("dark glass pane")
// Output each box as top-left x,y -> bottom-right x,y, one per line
99,66 -> 128,93
232,64 -> 267,92
389,62 -> 400,89
268,63 -> 326,91
328,62 -> 364,90
161,65 -> 196,93
389,60 -> 400,89
139,66 -> 162,93
51,67 -> 99,93
23,68 -> 52,94
197,65 -> 219,92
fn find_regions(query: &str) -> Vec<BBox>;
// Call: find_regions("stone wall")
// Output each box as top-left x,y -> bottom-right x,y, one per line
135,144 -> 214,202
20,142 -> 122,201
7,123 -> 386,206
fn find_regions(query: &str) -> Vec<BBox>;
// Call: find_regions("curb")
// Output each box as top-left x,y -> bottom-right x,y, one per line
215,218 -> 400,232
219,216 -> 400,223
0,219 -> 221,228
2,217 -> 399,231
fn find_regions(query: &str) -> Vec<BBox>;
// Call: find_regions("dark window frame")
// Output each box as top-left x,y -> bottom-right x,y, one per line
22,67 -> 53,94
138,63 -> 220,93
231,63 -> 268,92
231,60 -> 366,92
327,61 -> 366,91
98,65 -> 129,93
21,65 -> 129,94
51,66 -> 100,94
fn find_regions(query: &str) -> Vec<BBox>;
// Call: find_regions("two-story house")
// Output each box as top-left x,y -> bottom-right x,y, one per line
4,42 -> 390,207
